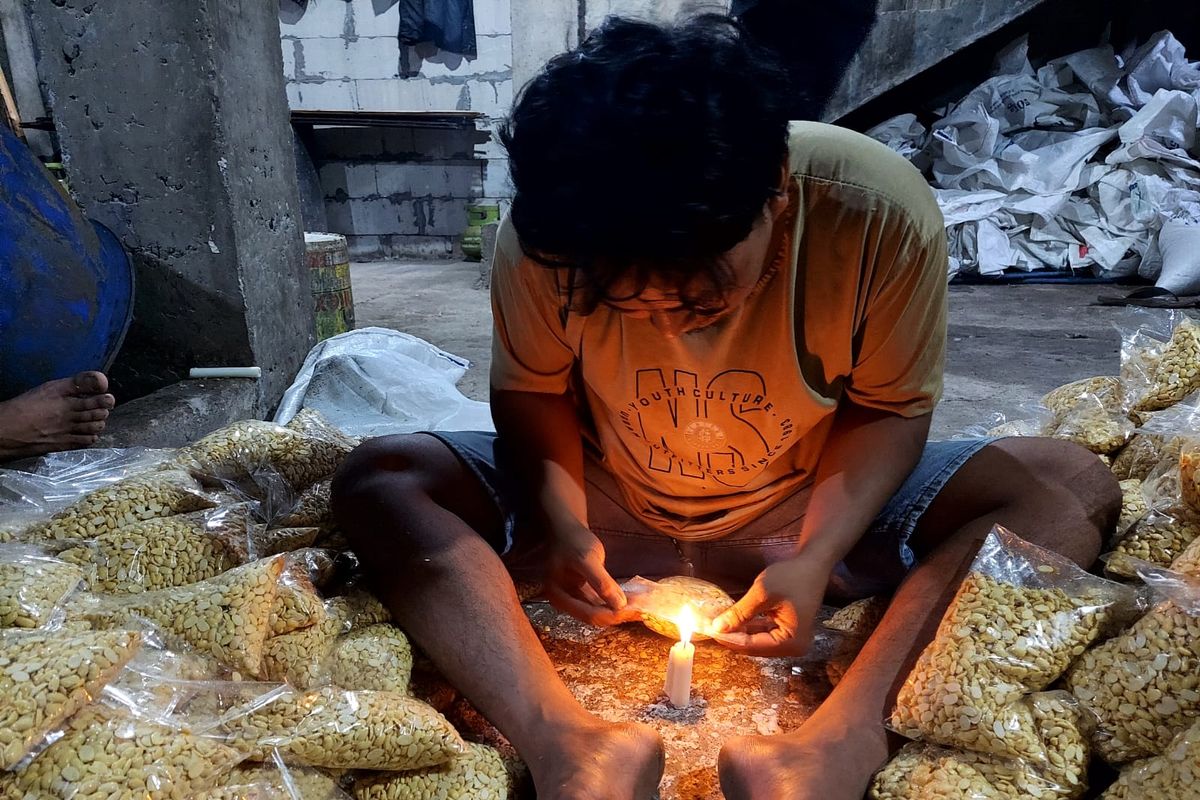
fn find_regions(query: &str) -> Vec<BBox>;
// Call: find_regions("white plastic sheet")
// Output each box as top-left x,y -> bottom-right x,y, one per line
869,31 -> 1200,286
273,327 -> 494,439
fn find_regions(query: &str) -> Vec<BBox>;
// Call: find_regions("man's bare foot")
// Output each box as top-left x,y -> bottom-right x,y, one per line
719,703 -> 889,800
0,371 -> 115,462
528,719 -> 664,800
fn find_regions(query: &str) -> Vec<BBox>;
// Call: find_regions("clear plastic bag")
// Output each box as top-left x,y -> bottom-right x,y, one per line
269,554 -> 328,637
1099,718 -> 1200,799
223,687 -> 464,771
1066,565 -> 1200,764
1119,312 -> 1200,413
1,703 -> 245,800
1111,432 -> 1186,482
274,479 -> 333,530
959,406 -> 1056,439
1117,479 -> 1151,540
0,627 -> 143,769
872,691 -> 1093,800
352,741 -> 511,800
261,591 -> 391,689
0,447 -> 176,532
167,411 -> 356,492
0,544 -> 86,629
72,556 -> 285,677
621,575 -> 733,641
325,623 -> 413,694
17,469 -> 219,543
890,526 -> 1135,763
1108,506 -> 1200,577
199,756 -> 351,800
1049,393 -> 1135,455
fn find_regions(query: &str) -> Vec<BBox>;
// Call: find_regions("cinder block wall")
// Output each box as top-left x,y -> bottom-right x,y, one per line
280,0 -> 513,259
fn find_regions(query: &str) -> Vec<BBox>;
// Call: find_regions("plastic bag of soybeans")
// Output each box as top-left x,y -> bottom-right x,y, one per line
0,544 -> 86,629
168,411 -> 356,492
71,556 -> 285,677
223,687 -> 464,771
198,756 -> 351,800
1049,393 -> 1134,455
0,627 -> 143,769
261,591 -> 391,688
1120,312 -> 1200,414
889,526 -> 1135,764
352,742 -> 511,800
1066,565 -> 1200,764
873,692 -> 1093,800
1099,718 -> 1200,799
17,470 -> 218,543
0,703 -> 245,800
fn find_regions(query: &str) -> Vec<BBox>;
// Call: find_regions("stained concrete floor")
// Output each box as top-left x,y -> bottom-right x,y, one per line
349,259 -> 1136,438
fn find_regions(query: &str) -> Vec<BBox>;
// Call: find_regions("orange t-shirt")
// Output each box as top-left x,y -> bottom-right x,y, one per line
490,122 -> 948,541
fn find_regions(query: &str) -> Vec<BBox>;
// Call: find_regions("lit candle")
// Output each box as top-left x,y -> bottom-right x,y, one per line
663,604 -> 695,708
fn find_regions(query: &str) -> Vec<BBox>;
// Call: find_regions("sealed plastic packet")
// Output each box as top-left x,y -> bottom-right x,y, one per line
199,756 -> 351,800
73,556 -> 284,676
621,575 -> 733,641
54,505 -> 253,594
1116,479 -> 1151,538
820,596 -> 889,686
261,591 -> 391,688
1121,314 -> 1200,414
873,693 -> 1093,800
889,526 -> 1133,763
964,406 -> 1055,439
274,478 -> 334,530
0,703 -> 245,800
223,687 -> 465,770
168,411 -> 356,492
17,469 -> 218,542
1066,566 -> 1200,764
0,627 -> 142,769
1099,718 -> 1200,799
1111,433 -> 1186,482
1040,377 -> 1133,455
0,544 -> 86,628
352,741 -> 510,800
270,556 -> 328,637
326,623 -> 413,694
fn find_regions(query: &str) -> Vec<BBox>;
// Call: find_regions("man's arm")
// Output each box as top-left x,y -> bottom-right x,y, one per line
712,402 -> 929,655
491,388 -> 630,624
792,402 -> 930,569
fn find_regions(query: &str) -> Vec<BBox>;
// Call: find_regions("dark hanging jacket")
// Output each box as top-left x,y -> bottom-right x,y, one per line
399,0 -> 477,57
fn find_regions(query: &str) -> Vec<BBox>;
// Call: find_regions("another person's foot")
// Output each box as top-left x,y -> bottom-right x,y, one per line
718,702 -> 889,800
529,719 -> 664,800
0,371 -> 115,462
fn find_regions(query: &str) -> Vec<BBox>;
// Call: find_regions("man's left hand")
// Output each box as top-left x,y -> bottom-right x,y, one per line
709,557 -> 829,657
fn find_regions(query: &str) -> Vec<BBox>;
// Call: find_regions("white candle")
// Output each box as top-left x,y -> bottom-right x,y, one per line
663,605 -> 696,708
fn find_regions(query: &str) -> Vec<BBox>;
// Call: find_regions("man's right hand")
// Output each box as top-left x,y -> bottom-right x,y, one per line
544,523 -> 636,627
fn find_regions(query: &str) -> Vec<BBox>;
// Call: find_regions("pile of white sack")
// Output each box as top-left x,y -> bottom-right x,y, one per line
867,31 -> 1200,292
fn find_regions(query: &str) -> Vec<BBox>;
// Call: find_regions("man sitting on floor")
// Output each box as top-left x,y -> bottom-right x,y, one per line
333,16 -> 1119,800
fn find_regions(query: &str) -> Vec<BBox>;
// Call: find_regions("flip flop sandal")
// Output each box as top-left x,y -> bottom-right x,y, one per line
1096,286 -> 1200,308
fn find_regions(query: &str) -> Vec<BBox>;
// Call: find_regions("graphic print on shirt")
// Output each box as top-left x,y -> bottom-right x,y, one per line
618,368 -> 795,488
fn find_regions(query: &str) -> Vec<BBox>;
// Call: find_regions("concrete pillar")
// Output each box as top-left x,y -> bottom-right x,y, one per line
25,0 -> 315,412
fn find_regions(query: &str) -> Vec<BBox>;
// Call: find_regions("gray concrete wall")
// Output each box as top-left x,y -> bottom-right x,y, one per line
280,0 -> 511,257
26,0 -> 315,411
823,0 -> 1051,121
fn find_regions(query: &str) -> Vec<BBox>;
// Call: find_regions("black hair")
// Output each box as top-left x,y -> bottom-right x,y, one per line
499,14 -> 793,314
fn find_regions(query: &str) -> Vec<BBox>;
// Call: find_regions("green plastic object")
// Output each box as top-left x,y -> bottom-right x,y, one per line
461,202 -> 500,261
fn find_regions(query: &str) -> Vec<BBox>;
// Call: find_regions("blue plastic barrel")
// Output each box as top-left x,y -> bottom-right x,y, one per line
0,124 -> 133,396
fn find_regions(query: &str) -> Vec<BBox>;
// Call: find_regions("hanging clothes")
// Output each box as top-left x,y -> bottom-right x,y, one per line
399,0 -> 477,58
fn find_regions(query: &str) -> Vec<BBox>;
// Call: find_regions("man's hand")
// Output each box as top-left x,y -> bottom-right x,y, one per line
710,557 -> 829,657
544,523 -> 636,627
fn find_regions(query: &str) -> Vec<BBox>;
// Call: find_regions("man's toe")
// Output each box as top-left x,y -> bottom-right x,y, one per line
71,371 -> 109,396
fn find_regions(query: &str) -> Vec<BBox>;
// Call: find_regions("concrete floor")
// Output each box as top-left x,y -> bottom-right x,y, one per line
350,260 -> 1134,438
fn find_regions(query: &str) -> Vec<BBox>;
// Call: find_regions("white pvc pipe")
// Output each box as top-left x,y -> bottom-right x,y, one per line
188,367 -> 262,379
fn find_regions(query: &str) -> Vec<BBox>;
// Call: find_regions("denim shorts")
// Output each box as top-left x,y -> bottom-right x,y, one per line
425,431 -> 996,600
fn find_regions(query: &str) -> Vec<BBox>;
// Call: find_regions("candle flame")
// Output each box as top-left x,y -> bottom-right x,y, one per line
677,604 -> 696,645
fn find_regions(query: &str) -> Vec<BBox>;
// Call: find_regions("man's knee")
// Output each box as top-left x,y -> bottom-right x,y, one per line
990,437 -> 1120,558
331,434 -> 447,548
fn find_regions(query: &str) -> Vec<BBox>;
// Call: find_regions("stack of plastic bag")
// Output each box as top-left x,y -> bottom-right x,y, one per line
867,31 -> 1200,287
